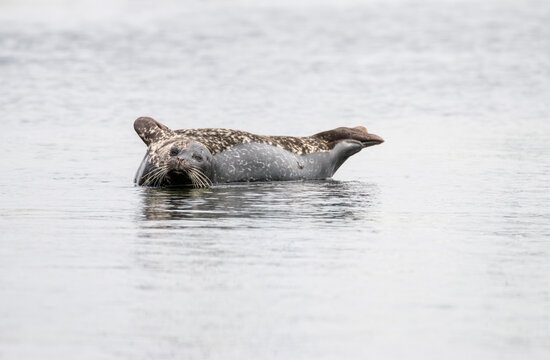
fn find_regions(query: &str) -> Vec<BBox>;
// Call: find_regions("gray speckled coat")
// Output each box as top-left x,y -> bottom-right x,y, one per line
133,117 -> 384,186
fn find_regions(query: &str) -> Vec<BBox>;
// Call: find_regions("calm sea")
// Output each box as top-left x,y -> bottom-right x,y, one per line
1,0 -> 549,359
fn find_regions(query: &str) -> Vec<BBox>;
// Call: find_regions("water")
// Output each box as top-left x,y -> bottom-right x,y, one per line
1,0 -> 550,359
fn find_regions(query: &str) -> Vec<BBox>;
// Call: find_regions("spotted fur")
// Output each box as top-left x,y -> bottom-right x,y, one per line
134,117 -> 384,187
175,126 -> 381,155
173,128 -> 326,155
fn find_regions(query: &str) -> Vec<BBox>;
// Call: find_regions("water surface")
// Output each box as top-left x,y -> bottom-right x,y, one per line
1,0 -> 549,359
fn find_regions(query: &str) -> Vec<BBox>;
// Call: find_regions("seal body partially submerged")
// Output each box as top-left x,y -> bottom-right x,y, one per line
134,117 -> 383,187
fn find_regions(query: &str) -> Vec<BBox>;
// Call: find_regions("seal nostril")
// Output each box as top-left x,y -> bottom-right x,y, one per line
178,158 -> 190,167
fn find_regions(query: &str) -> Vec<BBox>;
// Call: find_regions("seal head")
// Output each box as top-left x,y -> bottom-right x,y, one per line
134,117 -> 214,187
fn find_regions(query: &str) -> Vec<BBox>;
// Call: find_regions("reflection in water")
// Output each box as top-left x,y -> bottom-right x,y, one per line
137,180 -> 380,227
133,180 -> 380,287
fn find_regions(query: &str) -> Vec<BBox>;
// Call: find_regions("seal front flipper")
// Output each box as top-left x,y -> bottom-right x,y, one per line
134,117 -> 173,146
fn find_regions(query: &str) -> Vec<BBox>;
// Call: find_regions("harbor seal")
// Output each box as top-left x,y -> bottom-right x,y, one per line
133,117 -> 383,187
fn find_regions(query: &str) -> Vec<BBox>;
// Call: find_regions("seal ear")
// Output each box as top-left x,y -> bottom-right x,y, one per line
134,117 -> 172,146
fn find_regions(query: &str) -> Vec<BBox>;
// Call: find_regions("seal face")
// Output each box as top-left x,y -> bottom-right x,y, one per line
133,117 -> 383,187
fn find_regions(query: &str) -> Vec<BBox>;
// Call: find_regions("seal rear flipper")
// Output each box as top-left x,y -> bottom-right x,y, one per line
312,126 -> 384,149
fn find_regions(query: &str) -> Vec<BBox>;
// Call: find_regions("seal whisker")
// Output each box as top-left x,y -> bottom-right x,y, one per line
143,167 -> 163,186
190,168 -> 210,188
191,168 -> 210,188
156,165 -> 169,186
145,165 -> 168,187
144,169 -> 160,186
187,170 -> 197,188
190,166 -> 212,187
188,170 -> 203,188
198,171 -> 211,187
189,169 -> 205,188
185,168 -> 197,187
198,173 -> 212,187
149,168 -> 165,186
188,169 -> 202,187
152,170 -> 167,187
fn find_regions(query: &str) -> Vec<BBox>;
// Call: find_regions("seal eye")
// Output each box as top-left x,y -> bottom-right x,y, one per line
192,154 -> 203,162
170,147 -> 179,156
